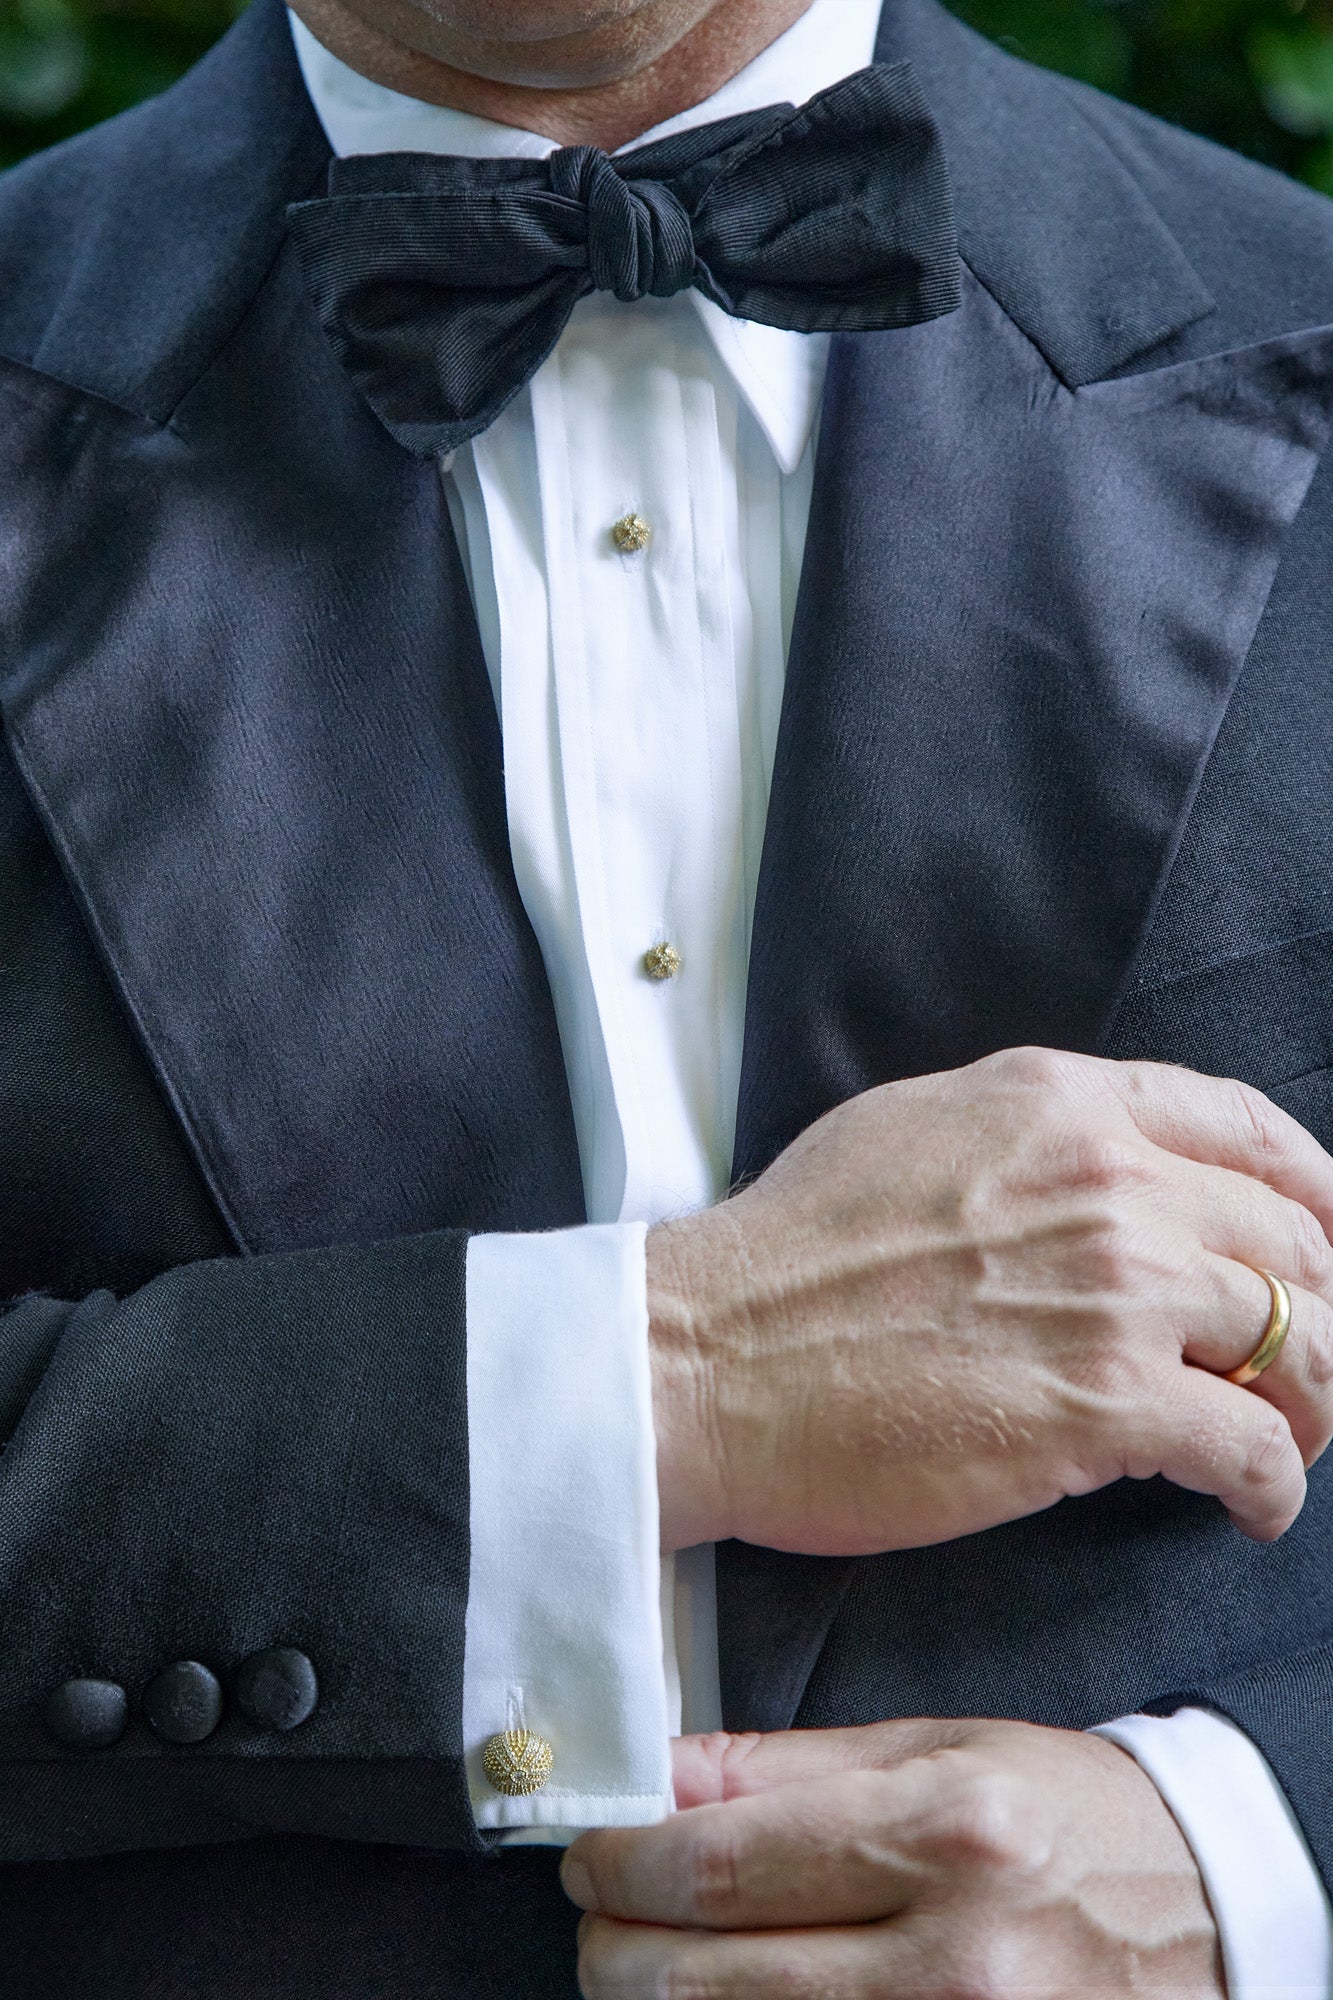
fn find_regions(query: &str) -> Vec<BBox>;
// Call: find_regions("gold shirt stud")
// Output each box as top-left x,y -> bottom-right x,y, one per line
482,1727 -> 555,1797
643,941 -> 683,981
611,513 -> 652,554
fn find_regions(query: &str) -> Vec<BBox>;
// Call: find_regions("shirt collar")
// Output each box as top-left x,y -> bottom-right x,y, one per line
289,0 -> 884,472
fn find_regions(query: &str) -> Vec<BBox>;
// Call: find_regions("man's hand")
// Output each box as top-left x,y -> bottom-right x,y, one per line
649,1048 -> 1333,1553
562,1721 -> 1224,1999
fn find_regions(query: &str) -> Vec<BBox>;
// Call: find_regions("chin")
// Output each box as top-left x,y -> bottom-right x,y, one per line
401,0 -> 661,45
300,0 -> 724,92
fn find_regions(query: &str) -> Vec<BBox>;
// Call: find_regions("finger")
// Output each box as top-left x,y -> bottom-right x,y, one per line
564,1768 -> 934,1930
671,1719 -> 962,1810
1137,1361 -> 1305,1540
1098,1060 -> 1333,1236
1124,1156 -> 1333,1463
1167,1156 -> 1333,1308
577,1915 -> 891,2000
1181,1256 -> 1333,1468
1162,1158 -> 1333,1457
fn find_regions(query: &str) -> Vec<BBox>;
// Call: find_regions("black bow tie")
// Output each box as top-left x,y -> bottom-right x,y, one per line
288,60 -> 960,458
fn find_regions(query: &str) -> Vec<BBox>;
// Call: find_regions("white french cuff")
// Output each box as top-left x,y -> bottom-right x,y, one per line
464,1224 -> 672,1834
1093,1707 -> 1333,2000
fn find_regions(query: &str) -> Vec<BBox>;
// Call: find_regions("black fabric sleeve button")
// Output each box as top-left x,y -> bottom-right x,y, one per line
142,1660 -> 223,1744
43,1677 -> 128,1750
234,1647 -> 318,1731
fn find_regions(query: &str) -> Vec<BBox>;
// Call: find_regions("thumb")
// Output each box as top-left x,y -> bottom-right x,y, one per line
671,1717 -> 966,1809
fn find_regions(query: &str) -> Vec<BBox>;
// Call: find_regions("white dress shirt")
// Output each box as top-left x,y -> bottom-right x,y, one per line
294,6 -> 1332,1988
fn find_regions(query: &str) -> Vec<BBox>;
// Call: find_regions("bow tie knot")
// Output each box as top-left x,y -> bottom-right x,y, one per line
551,146 -> 697,303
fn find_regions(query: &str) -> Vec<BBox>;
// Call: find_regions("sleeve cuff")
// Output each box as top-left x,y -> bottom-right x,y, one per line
463,1223 -> 672,1832
1093,1706 -> 1333,2000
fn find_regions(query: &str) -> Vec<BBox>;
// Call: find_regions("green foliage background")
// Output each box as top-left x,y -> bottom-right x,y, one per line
1,0 -> 1333,189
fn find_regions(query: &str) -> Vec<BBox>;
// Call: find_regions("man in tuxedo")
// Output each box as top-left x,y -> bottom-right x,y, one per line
4,0 -> 1333,1991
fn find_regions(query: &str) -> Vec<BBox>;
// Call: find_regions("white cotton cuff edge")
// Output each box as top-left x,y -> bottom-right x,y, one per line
1093,1707 -> 1333,2000
463,1224 -> 672,1831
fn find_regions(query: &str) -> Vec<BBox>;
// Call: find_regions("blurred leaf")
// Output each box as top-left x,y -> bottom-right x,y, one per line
952,0 -> 1333,193
1249,19 -> 1333,131
0,0 -> 241,155
952,0 -> 1132,93
0,0 -> 88,121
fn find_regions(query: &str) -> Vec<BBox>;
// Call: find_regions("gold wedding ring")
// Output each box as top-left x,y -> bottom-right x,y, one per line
1225,1270 -> 1292,1386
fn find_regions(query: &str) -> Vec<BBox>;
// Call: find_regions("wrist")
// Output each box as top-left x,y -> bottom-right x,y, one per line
647,1212 -> 734,1552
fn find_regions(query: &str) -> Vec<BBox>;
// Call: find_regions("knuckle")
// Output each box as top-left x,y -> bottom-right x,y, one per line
934,1758 -> 1039,1876
1283,1202 -> 1331,1294
950,1976 -> 1006,2000
578,1930 -> 712,2000
1242,1401 -> 1297,1494
1300,1297 -> 1333,1398
569,1839 -> 616,1917
984,1045 -> 1083,1095
682,1822 -> 744,1926
938,1940 -> 1011,2000
659,1965 -> 812,2000
574,1917 -> 618,2000
1118,1058 -> 1195,1112
714,1730 -> 766,1795
1056,1130 -> 1154,1198
1115,1058 -> 1171,1102
1231,1078 -> 1295,1174
658,1975 -> 714,2000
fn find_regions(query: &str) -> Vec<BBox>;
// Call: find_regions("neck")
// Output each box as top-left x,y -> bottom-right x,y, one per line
288,0 -> 815,152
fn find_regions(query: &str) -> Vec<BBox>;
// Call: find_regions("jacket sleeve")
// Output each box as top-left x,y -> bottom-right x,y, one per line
0,1230 -> 484,1863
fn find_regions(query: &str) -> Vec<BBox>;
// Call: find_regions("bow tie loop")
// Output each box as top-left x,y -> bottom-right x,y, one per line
550,146 -> 698,303
289,61 -> 962,457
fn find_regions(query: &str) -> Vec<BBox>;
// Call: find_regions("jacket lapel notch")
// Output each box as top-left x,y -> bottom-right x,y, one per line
876,0 -> 1214,385
0,0 -> 329,425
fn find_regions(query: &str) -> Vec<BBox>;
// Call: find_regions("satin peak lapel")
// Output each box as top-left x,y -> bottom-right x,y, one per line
739,287 -> 1333,1178
0,0 -> 585,1252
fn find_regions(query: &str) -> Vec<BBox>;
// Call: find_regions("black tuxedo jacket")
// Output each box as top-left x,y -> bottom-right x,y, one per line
5,0 -> 1333,1991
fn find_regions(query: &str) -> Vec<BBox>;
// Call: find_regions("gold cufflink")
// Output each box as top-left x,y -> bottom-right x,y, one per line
482,1727 -> 554,1796
643,941 -> 683,981
611,513 -> 652,554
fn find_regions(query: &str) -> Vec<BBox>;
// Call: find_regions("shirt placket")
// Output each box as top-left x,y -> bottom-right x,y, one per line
530,296 -> 747,1229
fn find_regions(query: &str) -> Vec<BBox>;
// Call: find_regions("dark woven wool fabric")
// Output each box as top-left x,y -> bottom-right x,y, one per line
7,0 -> 1333,1991
286,60 -> 961,456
